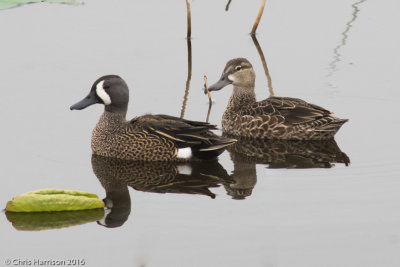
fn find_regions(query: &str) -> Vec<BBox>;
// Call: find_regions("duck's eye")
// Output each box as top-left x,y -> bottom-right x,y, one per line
235,65 -> 242,71
103,85 -> 110,90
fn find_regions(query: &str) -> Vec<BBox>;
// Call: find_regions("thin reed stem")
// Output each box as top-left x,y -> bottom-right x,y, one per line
203,74 -> 213,123
186,0 -> 191,38
251,0 -> 266,35
180,38 -> 192,118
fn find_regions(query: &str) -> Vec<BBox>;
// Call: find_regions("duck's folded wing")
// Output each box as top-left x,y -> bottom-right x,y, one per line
130,114 -> 224,148
244,96 -> 333,125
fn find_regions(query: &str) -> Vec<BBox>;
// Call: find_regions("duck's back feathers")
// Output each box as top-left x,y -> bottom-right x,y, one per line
245,97 -> 331,124
223,96 -> 348,140
128,114 -> 236,160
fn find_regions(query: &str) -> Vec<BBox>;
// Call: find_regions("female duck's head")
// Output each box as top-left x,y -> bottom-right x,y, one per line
70,75 -> 129,113
208,58 -> 256,92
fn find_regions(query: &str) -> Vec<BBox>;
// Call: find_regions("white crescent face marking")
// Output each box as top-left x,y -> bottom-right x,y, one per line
177,147 -> 192,159
96,80 -> 112,105
228,74 -> 236,82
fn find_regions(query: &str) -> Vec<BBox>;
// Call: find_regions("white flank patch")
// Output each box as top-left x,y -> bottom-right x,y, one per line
177,147 -> 192,159
96,80 -> 112,105
177,164 -> 193,175
97,208 -> 112,226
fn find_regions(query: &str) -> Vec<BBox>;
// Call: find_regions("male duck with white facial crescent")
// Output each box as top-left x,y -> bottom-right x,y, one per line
71,75 -> 236,161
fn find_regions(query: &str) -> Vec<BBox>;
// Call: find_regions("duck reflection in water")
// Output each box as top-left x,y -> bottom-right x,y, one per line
91,154 -> 232,227
92,139 -> 349,225
222,136 -> 350,199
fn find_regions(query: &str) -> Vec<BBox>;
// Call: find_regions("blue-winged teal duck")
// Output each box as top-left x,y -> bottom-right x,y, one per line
70,75 -> 236,161
208,58 -> 348,140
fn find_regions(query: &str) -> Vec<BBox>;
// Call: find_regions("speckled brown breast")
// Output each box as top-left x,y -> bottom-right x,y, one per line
91,112 -> 178,161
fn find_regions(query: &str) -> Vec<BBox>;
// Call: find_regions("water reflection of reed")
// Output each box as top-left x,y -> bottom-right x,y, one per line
222,136 -> 350,199
91,154 -> 232,227
328,0 -> 367,77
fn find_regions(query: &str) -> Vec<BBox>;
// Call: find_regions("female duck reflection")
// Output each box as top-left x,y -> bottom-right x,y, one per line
223,137 -> 350,199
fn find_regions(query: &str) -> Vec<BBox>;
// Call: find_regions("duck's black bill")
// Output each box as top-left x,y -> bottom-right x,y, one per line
207,75 -> 232,92
70,91 -> 100,110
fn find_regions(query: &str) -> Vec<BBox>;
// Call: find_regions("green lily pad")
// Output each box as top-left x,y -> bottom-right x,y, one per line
6,189 -> 104,212
6,209 -> 104,231
0,0 -> 83,10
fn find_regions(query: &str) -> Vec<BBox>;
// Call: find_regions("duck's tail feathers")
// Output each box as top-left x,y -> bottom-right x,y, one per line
311,117 -> 348,139
192,137 -> 237,159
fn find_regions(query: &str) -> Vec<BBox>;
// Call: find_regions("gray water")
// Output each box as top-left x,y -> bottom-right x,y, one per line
1,0 -> 400,266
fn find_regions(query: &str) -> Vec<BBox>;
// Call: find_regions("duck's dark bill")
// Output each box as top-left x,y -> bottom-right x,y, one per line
207,75 -> 232,92
70,91 -> 100,110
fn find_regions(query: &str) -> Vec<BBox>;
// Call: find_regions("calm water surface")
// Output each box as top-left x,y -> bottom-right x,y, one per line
1,0 -> 400,266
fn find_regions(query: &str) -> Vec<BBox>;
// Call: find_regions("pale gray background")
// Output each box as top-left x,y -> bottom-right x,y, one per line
1,0 -> 400,266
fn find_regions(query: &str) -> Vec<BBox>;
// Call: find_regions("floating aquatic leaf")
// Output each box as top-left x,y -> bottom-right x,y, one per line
6,209 -> 104,231
6,189 -> 104,212
0,0 -> 83,11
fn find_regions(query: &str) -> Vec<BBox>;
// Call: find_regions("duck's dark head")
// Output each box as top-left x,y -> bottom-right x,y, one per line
208,58 -> 255,92
70,75 -> 129,113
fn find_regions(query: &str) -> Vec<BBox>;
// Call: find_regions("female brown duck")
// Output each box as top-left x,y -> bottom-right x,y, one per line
208,58 -> 348,140
71,75 -> 236,161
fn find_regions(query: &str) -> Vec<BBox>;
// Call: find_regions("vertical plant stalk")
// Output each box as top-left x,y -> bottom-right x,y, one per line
225,0 -> 232,11
203,74 -> 213,123
186,0 -> 192,38
251,35 -> 274,96
251,0 -> 266,35
180,38 -> 192,118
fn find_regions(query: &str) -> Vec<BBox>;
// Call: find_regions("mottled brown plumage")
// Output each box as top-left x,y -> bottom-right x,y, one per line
92,154 -> 232,199
224,134 -> 350,168
71,75 -> 236,161
208,58 -> 348,140
91,154 -> 233,227
220,136 -> 350,199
